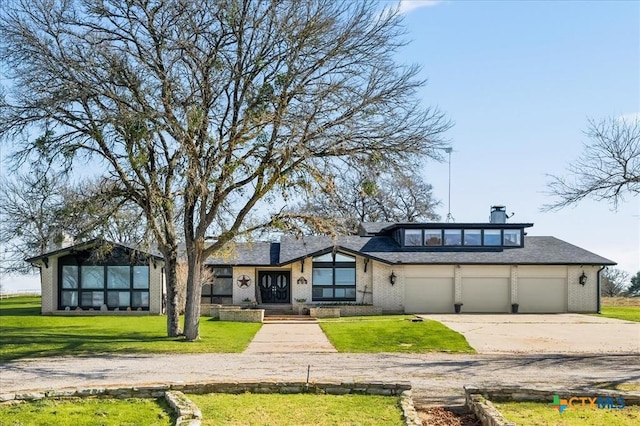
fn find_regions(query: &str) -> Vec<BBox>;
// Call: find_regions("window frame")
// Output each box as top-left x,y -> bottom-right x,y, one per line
312,252 -> 356,302
503,229 -> 522,247
201,267 -> 233,305
403,229 -> 423,246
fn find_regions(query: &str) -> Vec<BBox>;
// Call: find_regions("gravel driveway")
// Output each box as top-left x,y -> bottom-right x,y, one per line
420,314 -> 640,354
2,352 -> 639,405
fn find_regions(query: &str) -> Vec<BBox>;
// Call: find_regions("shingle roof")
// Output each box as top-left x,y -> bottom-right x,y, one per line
205,235 -> 615,266
24,238 -> 163,263
358,222 -> 396,236
204,241 -> 276,266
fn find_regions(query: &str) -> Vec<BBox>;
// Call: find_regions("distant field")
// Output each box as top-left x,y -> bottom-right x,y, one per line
602,297 -> 640,307
599,298 -> 640,322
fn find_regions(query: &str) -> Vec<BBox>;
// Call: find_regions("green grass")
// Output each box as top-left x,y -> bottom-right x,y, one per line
0,297 -> 261,361
494,401 -> 640,426
187,393 -> 404,425
594,382 -> 640,392
598,306 -> 640,322
318,315 -> 475,353
0,397 -> 173,426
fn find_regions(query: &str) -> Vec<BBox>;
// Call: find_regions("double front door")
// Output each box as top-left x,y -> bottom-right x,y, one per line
258,271 -> 291,303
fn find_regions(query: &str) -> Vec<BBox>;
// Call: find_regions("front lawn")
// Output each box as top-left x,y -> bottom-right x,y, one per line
0,297 -> 261,361
318,315 -> 474,353
493,401 -> 640,426
598,306 -> 640,322
0,397 -> 173,426
187,393 -> 404,426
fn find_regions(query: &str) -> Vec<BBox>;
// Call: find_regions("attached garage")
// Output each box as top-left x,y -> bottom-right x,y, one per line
404,277 -> 454,313
461,277 -> 510,313
517,266 -> 567,313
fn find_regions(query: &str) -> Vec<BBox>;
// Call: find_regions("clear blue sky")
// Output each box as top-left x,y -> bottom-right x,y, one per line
392,0 -> 639,276
2,0 -> 639,292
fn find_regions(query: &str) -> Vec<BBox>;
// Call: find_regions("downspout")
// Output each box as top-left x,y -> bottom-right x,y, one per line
597,265 -> 606,314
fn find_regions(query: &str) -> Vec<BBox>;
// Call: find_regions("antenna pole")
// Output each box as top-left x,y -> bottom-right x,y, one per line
445,147 -> 454,222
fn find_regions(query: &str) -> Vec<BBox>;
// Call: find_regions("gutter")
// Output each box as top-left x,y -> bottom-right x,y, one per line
597,265 -> 607,314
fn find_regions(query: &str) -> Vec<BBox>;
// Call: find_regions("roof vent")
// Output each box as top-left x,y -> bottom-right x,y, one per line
490,205 -> 511,223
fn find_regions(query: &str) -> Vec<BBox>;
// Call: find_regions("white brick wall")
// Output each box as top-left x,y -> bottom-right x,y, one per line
371,262 -> 403,312
291,259 -> 312,303
225,259 -> 600,314
39,258 -> 56,314
454,265 -> 462,303
568,265 -> 599,312
355,257 -> 373,304
148,260 -> 164,314
510,265 -> 518,305
232,267 -> 258,304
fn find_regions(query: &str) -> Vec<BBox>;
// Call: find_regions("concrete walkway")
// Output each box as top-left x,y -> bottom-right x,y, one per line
244,321 -> 337,353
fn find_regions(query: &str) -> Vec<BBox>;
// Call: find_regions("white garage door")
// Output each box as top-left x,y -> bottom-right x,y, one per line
404,277 -> 454,313
518,278 -> 567,313
462,278 -> 510,313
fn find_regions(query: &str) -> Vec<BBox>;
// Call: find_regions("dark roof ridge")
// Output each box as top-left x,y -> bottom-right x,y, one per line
25,238 -> 163,263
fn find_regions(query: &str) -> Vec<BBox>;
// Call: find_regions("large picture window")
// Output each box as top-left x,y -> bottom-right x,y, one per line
58,248 -> 150,311
312,252 -> 356,301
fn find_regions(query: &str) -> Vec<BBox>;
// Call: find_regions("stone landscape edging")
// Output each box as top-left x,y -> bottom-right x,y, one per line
0,380 -> 419,426
464,386 -> 640,426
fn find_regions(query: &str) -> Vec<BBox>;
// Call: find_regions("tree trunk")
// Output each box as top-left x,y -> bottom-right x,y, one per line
161,248 -> 182,337
183,239 -> 204,341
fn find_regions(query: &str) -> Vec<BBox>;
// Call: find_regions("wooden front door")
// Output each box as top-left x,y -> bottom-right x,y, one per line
258,271 -> 291,304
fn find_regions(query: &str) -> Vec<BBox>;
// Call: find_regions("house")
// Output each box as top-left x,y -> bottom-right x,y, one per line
27,207 -> 616,315
204,207 -> 615,314
25,239 -> 164,314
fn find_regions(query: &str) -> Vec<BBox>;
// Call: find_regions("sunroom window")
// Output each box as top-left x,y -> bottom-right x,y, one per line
58,249 -> 150,311
312,252 -> 356,301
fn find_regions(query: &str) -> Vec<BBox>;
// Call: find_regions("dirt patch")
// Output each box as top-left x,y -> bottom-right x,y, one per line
415,405 -> 480,426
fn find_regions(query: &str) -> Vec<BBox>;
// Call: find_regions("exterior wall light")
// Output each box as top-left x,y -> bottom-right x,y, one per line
389,271 -> 397,286
297,276 -> 308,285
579,271 -> 587,286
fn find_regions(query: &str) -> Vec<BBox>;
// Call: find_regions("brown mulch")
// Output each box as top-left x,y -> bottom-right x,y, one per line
416,406 -> 481,426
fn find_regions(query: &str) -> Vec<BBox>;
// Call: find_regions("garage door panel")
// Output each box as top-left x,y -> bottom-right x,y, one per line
404,277 -> 454,313
462,278 -> 510,313
518,278 -> 566,313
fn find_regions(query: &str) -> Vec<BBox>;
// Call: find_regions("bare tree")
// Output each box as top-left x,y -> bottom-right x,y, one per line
0,172 -> 65,274
0,0 -> 450,340
544,117 -> 640,210
601,267 -> 630,297
0,171 -> 149,274
291,163 -> 441,234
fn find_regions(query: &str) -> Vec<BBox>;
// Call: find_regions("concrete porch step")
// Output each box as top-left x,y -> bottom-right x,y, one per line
263,315 -> 318,324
